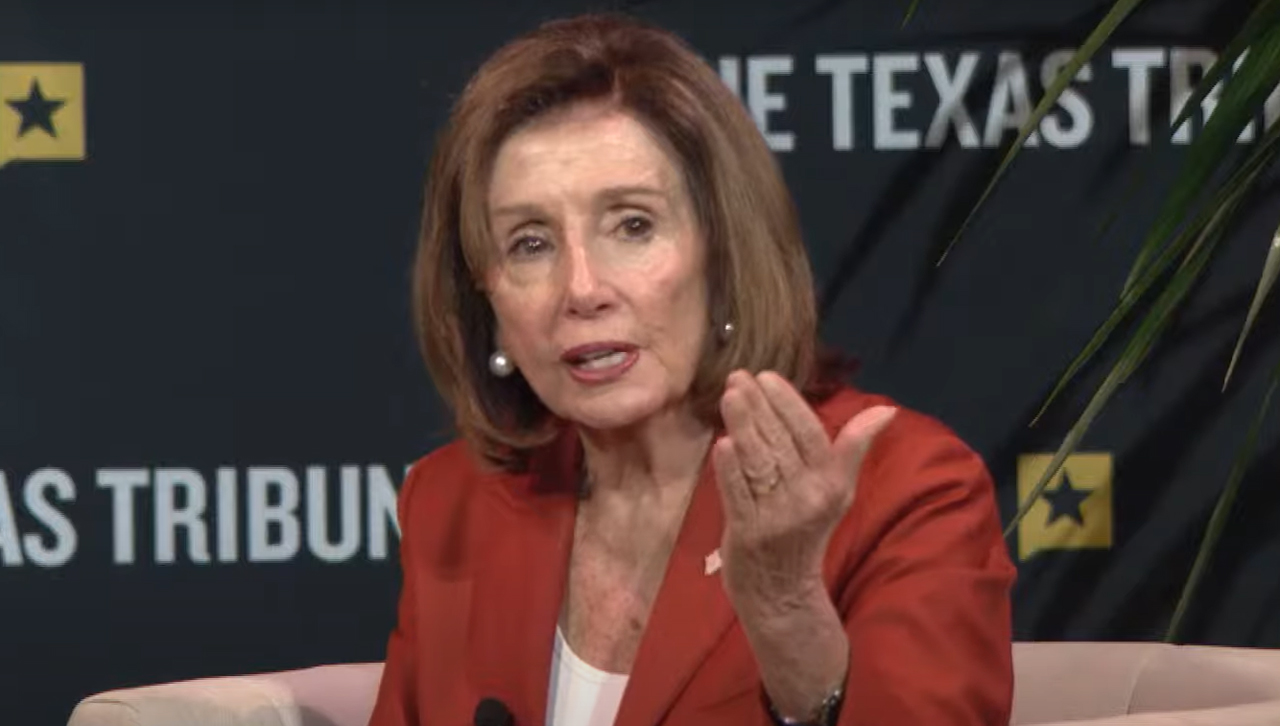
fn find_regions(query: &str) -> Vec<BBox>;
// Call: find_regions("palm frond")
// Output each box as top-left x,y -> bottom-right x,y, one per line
1031,125 -> 1280,424
902,0 -> 921,28
1121,20 -> 1280,296
938,0 -> 1148,265
1224,227 -> 1280,389
1166,352 -> 1280,642
1169,0 -> 1280,133
1007,183 -> 1253,537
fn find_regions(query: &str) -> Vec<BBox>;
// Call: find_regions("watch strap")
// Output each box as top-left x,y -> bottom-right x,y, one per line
765,684 -> 845,726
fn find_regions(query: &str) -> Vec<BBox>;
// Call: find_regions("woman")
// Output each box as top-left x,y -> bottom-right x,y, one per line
369,13 -> 1014,726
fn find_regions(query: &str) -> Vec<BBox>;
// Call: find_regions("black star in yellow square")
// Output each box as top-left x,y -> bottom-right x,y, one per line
0,63 -> 85,167
1016,452 -> 1113,560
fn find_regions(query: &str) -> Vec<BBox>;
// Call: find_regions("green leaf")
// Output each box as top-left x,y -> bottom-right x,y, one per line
1224,224 -> 1280,389
1030,130 -> 1280,425
902,0 -> 922,28
938,0 -> 1147,265
1165,352 -> 1280,642
1008,193 -> 1244,538
1122,19 -> 1280,296
1169,0 -> 1280,133
1093,3 -> 1280,306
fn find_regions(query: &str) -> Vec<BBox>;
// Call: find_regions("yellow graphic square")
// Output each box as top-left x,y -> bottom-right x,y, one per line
0,63 -> 86,167
1017,452 -> 1113,561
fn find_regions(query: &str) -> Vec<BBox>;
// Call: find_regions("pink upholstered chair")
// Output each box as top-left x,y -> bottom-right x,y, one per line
66,643 -> 1280,726
1011,642 -> 1280,725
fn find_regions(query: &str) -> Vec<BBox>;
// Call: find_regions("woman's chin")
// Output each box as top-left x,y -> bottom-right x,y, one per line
562,390 -> 664,431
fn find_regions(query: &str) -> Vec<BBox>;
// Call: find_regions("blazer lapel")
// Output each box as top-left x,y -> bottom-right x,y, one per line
465,432 -> 579,726
614,455 -> 738,726
462,429 -> 739,726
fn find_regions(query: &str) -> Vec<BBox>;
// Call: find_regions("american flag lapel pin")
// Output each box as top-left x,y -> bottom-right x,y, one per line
704,549 -> 722,576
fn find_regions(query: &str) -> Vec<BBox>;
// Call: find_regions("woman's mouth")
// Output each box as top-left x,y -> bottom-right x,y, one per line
562,343 -> 639,383
575,350 -> 628,370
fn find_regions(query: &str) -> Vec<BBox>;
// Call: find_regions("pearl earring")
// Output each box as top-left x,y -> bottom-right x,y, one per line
488,350 -> 514,377
718,320 -> 735,342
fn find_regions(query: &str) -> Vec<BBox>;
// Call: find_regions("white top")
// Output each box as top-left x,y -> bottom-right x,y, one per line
545,626 -> 630,726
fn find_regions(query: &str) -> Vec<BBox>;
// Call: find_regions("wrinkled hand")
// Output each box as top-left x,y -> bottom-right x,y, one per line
713,370 -> 897,614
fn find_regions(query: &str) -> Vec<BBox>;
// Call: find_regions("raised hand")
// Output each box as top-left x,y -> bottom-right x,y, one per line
712,369 -> 897,611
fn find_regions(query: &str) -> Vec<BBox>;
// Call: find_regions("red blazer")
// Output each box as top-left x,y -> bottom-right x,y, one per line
368,386 -> 1015,726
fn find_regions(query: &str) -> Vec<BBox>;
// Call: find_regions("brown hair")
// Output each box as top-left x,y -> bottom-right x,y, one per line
414,13 -> 842,471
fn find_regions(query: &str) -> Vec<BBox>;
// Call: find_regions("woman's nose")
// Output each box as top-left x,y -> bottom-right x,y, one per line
563,235 -> 613,317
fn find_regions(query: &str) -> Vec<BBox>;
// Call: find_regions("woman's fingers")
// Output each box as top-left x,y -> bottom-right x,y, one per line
756,371 -> 830,468
712,435 -> 755,524
720,376 -> 777,484
732,372 -> 804,480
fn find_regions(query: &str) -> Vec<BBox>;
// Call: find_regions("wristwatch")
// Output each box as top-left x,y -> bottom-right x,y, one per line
765,684 -> 845,726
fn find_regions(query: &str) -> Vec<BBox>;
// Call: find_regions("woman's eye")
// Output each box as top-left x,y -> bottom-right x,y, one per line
618,215 -> 653,240
509,235 -> 550,257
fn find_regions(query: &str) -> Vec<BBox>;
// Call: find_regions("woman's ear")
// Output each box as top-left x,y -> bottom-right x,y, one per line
474,263 -> 500,296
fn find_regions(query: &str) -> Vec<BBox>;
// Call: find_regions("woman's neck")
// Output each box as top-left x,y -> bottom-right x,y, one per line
576,405 -> 714,503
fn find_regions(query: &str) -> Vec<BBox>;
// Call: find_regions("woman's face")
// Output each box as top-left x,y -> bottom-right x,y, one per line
483,102 -> 710,432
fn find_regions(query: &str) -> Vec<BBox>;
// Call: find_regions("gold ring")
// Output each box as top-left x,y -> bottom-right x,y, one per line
750,468 -> 782,494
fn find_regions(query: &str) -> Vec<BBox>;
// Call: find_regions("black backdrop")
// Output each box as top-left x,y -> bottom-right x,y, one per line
3,1 -> 1279,725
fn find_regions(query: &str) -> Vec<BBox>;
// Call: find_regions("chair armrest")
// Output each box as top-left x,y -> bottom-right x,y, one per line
67,663 -> 384,726
1030,700 -> 1280,726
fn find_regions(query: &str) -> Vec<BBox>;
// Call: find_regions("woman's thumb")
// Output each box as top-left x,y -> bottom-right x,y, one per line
833,405 -> 898,478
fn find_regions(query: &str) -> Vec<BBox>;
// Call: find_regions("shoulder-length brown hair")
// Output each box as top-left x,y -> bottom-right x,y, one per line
414,13 -> 841,471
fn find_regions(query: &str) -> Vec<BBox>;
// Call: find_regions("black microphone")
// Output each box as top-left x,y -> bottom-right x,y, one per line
474,697 -> 514,726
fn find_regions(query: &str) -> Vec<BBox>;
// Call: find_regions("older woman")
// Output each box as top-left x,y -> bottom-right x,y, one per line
369,13 -> 1014,726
